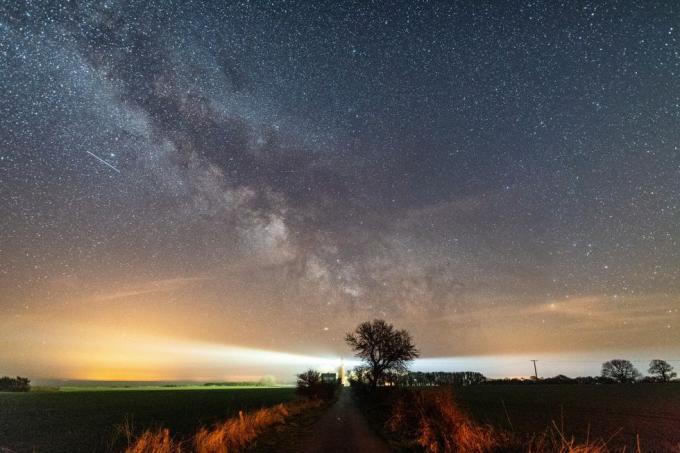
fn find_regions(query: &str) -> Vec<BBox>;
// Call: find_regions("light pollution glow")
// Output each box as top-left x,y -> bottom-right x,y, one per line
2,316 -> 678,382
1,280 -> 678,382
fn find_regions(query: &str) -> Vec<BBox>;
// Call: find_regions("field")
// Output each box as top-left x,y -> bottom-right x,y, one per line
456,384 -> 680,451
3,384 -> 680,452
0,386 -> 296,453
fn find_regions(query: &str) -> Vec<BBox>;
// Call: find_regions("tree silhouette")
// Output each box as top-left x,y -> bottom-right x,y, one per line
648,359 -> 676,382
0,376 -> 30,392
296,369 -> 337,400
600,359 -> 641,383
345,319 -> 419,387
296,369 -> 321,389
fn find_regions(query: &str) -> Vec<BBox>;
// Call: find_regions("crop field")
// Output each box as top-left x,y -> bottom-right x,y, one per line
0,386 -> 296,453
455,384 -> 680,451
3,383 -> 680,452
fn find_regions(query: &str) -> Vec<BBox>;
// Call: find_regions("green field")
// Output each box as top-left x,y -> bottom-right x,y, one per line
456,384 -> 680,452
3,384 -> 680,452
0,386 -> 297,453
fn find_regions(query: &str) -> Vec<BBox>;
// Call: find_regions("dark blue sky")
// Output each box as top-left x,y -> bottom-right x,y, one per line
1,1 -> 679,377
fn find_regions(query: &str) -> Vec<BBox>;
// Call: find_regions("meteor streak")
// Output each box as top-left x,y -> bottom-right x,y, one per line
86,150 -> 121,173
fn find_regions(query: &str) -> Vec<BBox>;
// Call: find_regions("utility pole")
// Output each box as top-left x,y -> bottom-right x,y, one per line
530,360 -> 538,379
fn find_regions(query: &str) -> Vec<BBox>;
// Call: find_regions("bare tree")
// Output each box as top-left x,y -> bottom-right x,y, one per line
296,369 -> 337,400
648,359 -> 676,382
345,319 -> 419,387
296,369 -> 321,399
601,359 -> 641,383
296,369 -> 321,388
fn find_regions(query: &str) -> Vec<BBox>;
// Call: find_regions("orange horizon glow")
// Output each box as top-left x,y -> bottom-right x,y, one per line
2,313 -> 677,382
2,279 -> 678,381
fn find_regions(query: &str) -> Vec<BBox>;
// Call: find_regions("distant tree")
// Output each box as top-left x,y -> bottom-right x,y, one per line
601,359 -> 641,383
648,359 -> 676,382
258,375 -> 277,386
395,371 -> 486,387
345,319 -> 419,387
348,365 -> 372,386
296,369 -> 321,391
0,376 -> 30,392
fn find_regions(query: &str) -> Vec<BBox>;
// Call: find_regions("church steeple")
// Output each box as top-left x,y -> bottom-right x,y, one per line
338,357 -> 347,385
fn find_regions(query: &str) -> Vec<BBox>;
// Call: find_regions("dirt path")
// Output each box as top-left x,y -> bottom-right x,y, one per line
299,388 -> 391,453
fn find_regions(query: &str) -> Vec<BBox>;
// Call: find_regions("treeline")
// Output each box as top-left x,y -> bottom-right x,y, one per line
391,371 -> 487,387
486,375 -> 618,385
350,358 -> 678,388
485,358 -> 678,385
485,374 -> 680,385
0,376 -> 30,392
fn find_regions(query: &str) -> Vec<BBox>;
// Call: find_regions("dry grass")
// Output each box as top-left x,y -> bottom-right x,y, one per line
524,423 -> 616,453
387,387 -> 502,452
192,404 -> 289,453
385,387 -> 642,453
125,428 -> 181,453
124,399 -> 322,453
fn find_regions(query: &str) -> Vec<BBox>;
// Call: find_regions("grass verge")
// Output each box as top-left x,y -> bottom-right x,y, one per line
352,385 -> 656,452
124,398 -> 325,452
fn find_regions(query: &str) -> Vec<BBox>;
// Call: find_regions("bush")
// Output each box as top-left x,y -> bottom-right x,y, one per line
296,369 -> 338,400
0,376 -> 31,392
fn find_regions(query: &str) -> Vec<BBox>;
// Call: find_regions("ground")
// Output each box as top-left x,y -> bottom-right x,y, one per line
298,389 -> 389,453
2,384 -> 680,452
456,384 -> 680,452
0,386 -> 296,453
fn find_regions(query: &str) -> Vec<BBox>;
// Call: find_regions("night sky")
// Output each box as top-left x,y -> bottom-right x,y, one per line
1,1 -> 679,380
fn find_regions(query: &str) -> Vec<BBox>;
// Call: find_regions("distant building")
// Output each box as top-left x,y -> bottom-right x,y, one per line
321,372 -> 337,384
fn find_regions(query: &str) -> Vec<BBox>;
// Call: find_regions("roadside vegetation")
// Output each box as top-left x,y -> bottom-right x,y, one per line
124,398 -> 323,453
123,370 -> 339,452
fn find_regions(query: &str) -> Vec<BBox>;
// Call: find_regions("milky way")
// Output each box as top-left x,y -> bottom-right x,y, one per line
1,1 -> 679,378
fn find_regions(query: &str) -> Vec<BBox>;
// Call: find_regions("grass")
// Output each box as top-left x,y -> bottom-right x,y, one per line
0,386 -> 296,453
245,399 -> 332,452
353,383 -> 680,452
456,384 -> 680,452
4,383 -> 680,452
124,398 -> 324,452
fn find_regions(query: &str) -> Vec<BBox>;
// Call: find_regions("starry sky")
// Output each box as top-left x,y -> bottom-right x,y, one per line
1,1 -> 679,380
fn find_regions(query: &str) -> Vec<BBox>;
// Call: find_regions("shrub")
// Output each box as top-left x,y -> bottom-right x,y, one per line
296,369 -> 338,400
